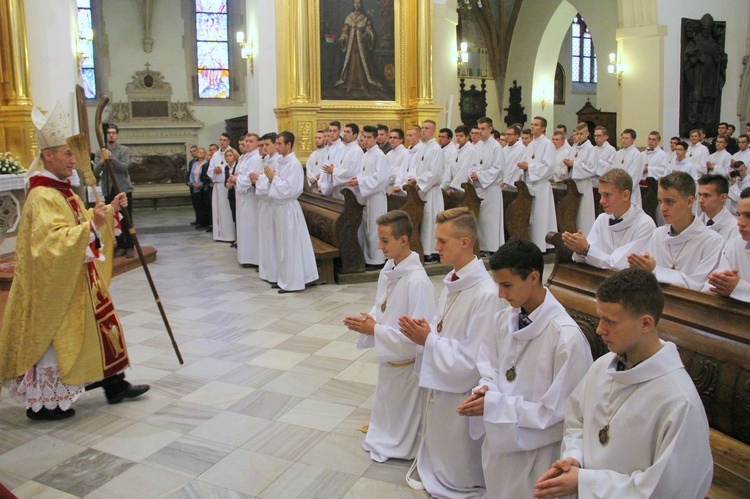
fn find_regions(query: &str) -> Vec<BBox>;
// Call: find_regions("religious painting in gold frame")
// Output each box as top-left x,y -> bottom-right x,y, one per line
318,0 -> 396,101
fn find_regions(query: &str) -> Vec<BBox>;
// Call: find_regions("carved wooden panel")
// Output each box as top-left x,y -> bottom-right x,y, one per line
553,179 -> 582,234
640,177 -> 659,225
503,181 -> 532,241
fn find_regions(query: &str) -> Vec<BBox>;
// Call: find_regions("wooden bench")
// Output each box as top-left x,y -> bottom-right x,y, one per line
552,179 -> 582,234
309,236 -> 339,284
639,176 -> 659,225
502,181 -> 533,241
299,188 -> 365,276
387,185 -> 425,259
545,232 -> 750,498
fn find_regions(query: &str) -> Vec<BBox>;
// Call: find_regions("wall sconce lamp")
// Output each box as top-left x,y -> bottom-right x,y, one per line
237,31 -> 254,76
76,27 -> 93,71
607,53 -> 623,86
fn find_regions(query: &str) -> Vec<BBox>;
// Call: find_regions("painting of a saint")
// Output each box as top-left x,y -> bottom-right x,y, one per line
320,0 -> 395,101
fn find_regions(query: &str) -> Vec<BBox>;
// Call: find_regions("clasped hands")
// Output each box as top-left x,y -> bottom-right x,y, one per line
533,457 -> 581,498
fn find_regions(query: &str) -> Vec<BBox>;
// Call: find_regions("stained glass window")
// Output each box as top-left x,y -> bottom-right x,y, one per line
77,0 -> 96,98
571,14 -> 597,84
196,0 -> 230,98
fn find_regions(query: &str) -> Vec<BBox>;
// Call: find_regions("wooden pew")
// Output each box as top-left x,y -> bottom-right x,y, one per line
640,176 -> 659,225
442,183 -> 482,255
552,179 -> 582,234
299,188 -> 365,276
545,232 -> 750,498
387,185 -> 425,259
502,181 -> 533,241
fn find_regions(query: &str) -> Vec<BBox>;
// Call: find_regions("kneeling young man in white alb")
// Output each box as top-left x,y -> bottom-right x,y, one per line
706,187 -> 750,301
398,207 -> 503,497
457,238 -> 592,498
563,168 -> 655,269
535,268 -> 713,499
344,210 -> 436,462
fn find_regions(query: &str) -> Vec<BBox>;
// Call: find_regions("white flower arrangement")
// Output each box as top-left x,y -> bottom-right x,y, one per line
0,152 -> 26,175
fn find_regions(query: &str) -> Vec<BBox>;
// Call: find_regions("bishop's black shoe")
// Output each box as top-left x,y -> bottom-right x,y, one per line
26,407 -> 76,421
105,382 -> 150,405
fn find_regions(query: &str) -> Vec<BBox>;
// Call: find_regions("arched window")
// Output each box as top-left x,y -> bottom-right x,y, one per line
571,14 -> 597,84
195,0 -> 231,99
77,0 -> 97,98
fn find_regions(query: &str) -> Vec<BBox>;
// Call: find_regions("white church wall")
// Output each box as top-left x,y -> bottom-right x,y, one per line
85,0 -> 248,149
433,0 -> 463,129
657,0 -> 749,138
554,24 -> 597,132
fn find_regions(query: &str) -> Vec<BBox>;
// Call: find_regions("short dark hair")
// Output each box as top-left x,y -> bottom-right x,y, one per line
533,116 -> 547,129
719,122 -> 729,127
220,132 -> 230,139
556,124 -> 567,133
659,171 -> 696,199
376,124 -> 389,133
362,125 -> 377,137
209,143 -> 219,149
734,161 -> 745,170
507,125 -> 521,136
698,174 -> 729,195
439,128 -> 453,139
106,124 -> 120,133
455,125 -> 470,136
345,123 -> 359,135
670,136 -> 680,143
477,117 -> 493,126
376,210 -> 413,239
676,140 -> 689,150
741,187 -> 750,199
489,238 -> 544,281
390,128 -> 404,140
648,131 -> 661,141
491,130 -> 501,139
596,268 -> 664,324
247,133 -> 260,140
622,128 -> 636,140
329,121 -> 341,130
261,132 -> 277,143
739,134 -> 750,141
727,124 -> 736,132
278,131 -> 295,147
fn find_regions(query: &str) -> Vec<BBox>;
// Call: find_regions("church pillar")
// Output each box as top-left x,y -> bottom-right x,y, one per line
0,0 -> 35,167
615,0 -> 665,146
245,0 -> 279,134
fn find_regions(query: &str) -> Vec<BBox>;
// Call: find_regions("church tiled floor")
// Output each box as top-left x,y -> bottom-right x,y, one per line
0,206 -> 435,498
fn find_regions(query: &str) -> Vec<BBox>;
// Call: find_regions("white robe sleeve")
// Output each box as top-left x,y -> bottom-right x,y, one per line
649,236 -> 724,290
268,164 -> 303,200
474,144 -> 504,189
575,400 -> 713,499
415,147 -> 444,192
572,146 -> 597,181
331,148 -> 361,187
358,154 -> 389,198
528,141 -> 555,183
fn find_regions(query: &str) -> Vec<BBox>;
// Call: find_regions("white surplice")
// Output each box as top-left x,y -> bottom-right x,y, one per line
470,290 -> 593,498
645,215 -> 725,289
552,146 -> 570,183
714,237 -> 750,301
728,175 -> 750,215
357,252 -> 436,461
700,207 -> 738,242
524,135 -> 557,251
305,148 -> 324,192
572,204 -> 655,269
707,149 -> 732,178
562,342 -> 713,499
318,139 -> 346,197
593,141 -> 616,188
415,258 -> 502,498
396,142 -> 422,190
441,141 -> 458,187
267,152 -> 318,291
327,140 -> 363,199
255,152 -> 279,283
687,142 -> 710,178
386,144 -> 408,191
502,140 -> 527,186
235,149 -> 263,265
568,140 -> 597,234
414,138 -> 445,256
642,146 -> 668,181
354,146 -> 389,265
209,148 -> 235,242
470,138 -> 505,252
442,142 -> 472,191
613,145 -> 642,207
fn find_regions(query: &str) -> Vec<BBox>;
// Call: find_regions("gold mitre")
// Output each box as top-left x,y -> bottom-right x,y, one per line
32,101 -> 72,150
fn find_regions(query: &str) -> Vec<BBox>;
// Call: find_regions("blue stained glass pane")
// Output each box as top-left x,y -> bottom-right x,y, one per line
196,0 -> 226,14
197,41 -> 228,69
198,69 -> 230,98
196,13 -> 227,41
594,56 -> 598,83
77,0 -> 91,7
572,24 -> 580,37
81,40 -> 95,68
583,62 -> 591,82
77,9 -> 92,38
583,38 -> 591,57
572,59 -> 580,82
572,41 -> 579,56
81,68 -> 96,98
